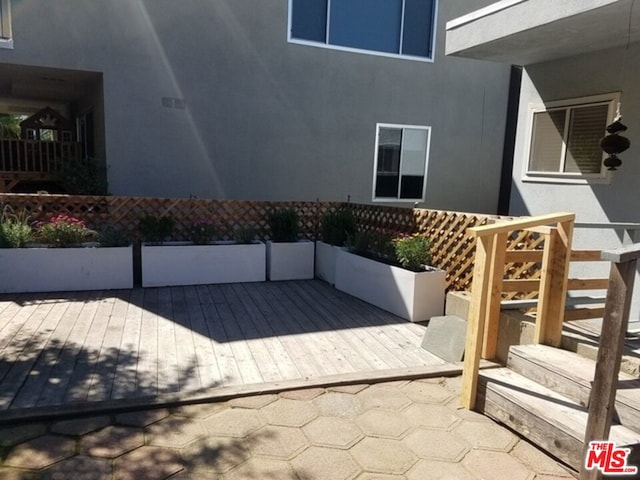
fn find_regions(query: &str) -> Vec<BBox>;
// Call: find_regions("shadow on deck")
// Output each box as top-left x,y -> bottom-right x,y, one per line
0,280 -> 463,423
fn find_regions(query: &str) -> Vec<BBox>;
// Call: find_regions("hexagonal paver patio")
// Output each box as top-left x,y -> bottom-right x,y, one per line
0,377 -> 573,480
3,435 -> 76,470
350,437 -> 418,475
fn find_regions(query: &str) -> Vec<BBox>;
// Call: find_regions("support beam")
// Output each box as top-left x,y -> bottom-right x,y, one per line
581,253 -> 638,480
461,235 -> 495,409
482,232 -> 507,359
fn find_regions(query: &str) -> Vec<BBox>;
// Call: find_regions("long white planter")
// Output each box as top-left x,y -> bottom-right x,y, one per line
266,240 -> 315,281
0,245 -> 134,293
315,240 -> 341,285
335,249 -> 445,322
142,241 -> 266,287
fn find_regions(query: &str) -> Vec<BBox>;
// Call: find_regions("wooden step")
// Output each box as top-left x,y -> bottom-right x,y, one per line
477,368 -> 640,470
508,344 -> 640,433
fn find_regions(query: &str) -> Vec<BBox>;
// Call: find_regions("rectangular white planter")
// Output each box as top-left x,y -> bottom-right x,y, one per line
315,240 -> 341,285
335,249 -> 446,322
0,245 -> 134,293
141,241 -> 266,287
266,240 -> 315,281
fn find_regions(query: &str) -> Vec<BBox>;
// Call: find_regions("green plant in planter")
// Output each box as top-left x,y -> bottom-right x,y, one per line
138,215 -> 175,244
98,226 -> 130,247
234,225 -> 257,244
0,207 -> 33,248
268,208 -> 299,242
36,215 -> 96,247
321,208 -> 357,246
348,228 -> 395,261
393,233 -> 433,272
189,220 -> 217,245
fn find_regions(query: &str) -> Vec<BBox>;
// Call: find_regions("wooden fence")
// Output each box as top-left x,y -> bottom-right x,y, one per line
0,194 -> 545,293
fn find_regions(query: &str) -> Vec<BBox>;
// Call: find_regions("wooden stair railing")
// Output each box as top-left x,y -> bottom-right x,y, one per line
581,244 -> 640,480
461,212 -> 576,409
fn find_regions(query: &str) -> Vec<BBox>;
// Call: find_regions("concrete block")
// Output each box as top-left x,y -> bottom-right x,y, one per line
421,315 -> 467,363
445,291 -> 471,319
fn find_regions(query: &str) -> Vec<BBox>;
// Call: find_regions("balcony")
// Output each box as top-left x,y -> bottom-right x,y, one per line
445,0 -> 640,65
0,138 -> 81,192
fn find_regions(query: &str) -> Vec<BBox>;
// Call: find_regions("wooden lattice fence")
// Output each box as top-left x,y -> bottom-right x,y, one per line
346,203 -> 544,296
0,194 -> 338,242
0,194 -> 544,294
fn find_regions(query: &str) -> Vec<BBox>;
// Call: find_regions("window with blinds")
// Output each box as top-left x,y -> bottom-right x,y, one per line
527,100 -> 611,177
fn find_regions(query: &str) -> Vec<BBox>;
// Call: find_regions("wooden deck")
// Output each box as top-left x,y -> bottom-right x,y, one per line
0,280 -> 446,415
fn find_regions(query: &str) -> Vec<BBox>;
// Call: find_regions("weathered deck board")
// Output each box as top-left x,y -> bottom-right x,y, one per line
86,290 -> 131,402
0,280 -> 445,413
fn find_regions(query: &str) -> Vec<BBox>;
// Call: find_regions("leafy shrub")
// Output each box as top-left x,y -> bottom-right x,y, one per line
268,208 -> 299,243
138,215 -> 174,244
321,208 -> 357,246
98,226 -> 130,247
36,215 -> 96,247
347,228 -> 395,261
56,157 -> 108,196
393,233 -> 433,271
0,205 -> 33,248
234,225 -> 257,244
189,220 -> 217,245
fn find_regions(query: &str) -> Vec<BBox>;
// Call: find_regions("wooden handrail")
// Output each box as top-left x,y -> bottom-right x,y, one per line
468,212 -> 575,238
461,212 -> 575,409
581,243 -> 640,480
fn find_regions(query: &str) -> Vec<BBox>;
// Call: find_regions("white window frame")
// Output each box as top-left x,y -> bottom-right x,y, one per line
372,123 -> 431,203
286,0 -> 438,63
0,0 -> 13,49
522,93 -> 619,185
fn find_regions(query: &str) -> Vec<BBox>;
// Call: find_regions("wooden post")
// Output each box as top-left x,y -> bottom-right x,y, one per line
482,232 -> 507,359
460,234 -> 495,409
580,244 -> 640,480
535,227 -> 556,345
535,219 -> 574,346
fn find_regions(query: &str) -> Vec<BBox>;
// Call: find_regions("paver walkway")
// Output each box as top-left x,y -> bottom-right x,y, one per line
0,376 -> 576,479
0,280 -> 445,415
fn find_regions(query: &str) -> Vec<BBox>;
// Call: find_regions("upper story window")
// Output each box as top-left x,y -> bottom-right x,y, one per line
373,123 -> 430,202
0,0 -> 13,49
289,0 -> 437,62
523,93 -> 618,184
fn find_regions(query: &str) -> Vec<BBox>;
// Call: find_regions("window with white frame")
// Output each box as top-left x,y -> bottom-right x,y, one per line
373,124 -> 430,201
525,94 -> 618,181
0,0 -> 12,48
289,0 -> 437,61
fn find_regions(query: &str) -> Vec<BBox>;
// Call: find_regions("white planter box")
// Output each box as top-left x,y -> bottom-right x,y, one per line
315,240 -> 341,285
266,240 -> 315,281
142,241 -> 266,287
335,249 -> 445,322
0,245 -> 133,293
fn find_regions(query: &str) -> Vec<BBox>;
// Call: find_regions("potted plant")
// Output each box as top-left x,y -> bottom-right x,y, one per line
0,210 -> 133,293
266,207 -> 314,281
316,207 -> 357,285
140,217 -> 266,287
335,230 -> 445,322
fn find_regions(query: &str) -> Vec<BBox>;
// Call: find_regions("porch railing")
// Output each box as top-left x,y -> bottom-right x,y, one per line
459,212 -> 611,409
0,138 -> 81,192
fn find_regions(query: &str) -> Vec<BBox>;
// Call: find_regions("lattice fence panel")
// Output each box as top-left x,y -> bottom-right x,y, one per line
0,194 -> 338,241
1,194 -> 547,295
345,203 -> 544,295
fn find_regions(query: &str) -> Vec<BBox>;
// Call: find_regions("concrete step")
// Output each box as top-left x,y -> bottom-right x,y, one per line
478,367 -> 640,471
508,344 -> 640,433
